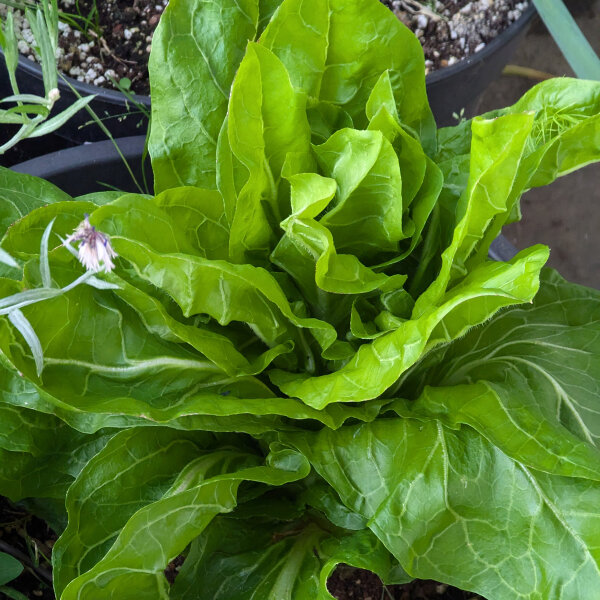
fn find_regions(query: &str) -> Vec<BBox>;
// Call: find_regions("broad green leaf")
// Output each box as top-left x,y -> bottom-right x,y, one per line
414,112 -> 535,314
74,191 -> 127,205
112,276 -> 292,379
0,264 -> 383,432
1,201 -> 97,261
149,0 -> 259,192
0,168 -> 71,239
56,430 -> 310,600
155,187 -> 230,260
0,402 -> 112,502
227,42 -> 312,261
86,188 -> 234,279
52,427 -> 218,596
260,0 -> 435,149
313,128 -> 410,260
434,79 -> 600,265
287,418 -> 600,599
472,79 -> 600,264
271,246 -> 548,408
105,236 -> 339,359
271,173 -> 407,301
0,553 -> 23,587
512,79 -> 600,187
396,269 -> 600,481
171,518 -> 408,599
299,475 -> 367,531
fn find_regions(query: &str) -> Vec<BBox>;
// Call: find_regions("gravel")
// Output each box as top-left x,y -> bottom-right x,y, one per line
1,0 -> 529,93
380,0 -> 529,73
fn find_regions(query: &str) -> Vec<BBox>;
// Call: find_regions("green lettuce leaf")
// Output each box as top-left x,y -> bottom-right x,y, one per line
227,42 -> 312,261
0,402 -> 112,502
271,246 -> 549,408
395,269 -> 600,481
148,0 -> 259,192
260,0 -> 435,149
171,519 -> 409,599
0,168 -> 71,238
53,428 -> 310,599
286,417 -> 600,600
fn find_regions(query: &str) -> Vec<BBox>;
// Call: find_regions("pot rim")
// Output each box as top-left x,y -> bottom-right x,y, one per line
2,2 -> 536,107
426,3 -> 537,84
10,135 -> 147,179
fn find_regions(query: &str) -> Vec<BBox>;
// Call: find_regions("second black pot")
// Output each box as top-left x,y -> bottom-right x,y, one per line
0,51 -> 150,144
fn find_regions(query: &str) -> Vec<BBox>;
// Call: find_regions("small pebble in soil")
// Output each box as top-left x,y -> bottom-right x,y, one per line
380,0 -> 528,74
0,0 -> 169,95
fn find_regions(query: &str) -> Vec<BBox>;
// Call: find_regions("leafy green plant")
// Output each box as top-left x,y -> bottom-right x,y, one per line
0,0 -> 599,599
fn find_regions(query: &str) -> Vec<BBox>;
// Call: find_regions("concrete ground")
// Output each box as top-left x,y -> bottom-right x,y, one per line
476,0 -> 600,288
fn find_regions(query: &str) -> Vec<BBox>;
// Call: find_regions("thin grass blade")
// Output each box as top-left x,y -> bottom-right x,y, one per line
0,248 -> 18,268
7,308 -> 44,376
39,219 -> 55,288
29,95 -> 95,138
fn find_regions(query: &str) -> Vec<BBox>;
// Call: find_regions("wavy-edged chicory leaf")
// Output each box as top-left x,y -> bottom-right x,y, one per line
0,255 -> 386,433
148,0 -> 260,192
0,402 -> 112,503
313,128 -> 410,260
414,112 -> 535,312
227,42 -> 313,262
271,245 -> 549,408
105,236 -> 340,362
171,518 -> 409,600
434,78 -> 600,267
285,417 -> 600,600
54,428 -> 310,600
259,0 -> 435,150
271,172 -> 407,301
1,4 -> 600,599
0,167 -> 71,239
395,269 -> 600,481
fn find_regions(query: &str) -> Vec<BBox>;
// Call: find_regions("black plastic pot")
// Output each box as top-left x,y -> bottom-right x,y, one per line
10,136 -> 517,261
0,51 -> 150,144
11,135 -> 150,196
426,4 -> 537,126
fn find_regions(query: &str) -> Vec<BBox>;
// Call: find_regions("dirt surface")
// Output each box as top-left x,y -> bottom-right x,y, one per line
0,498 -> 56,599
328,566 -> 484,600
54,0 -> 167,95
0,0 -> 167,95
8,0 -> 529,95
381,0 -> 529,73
